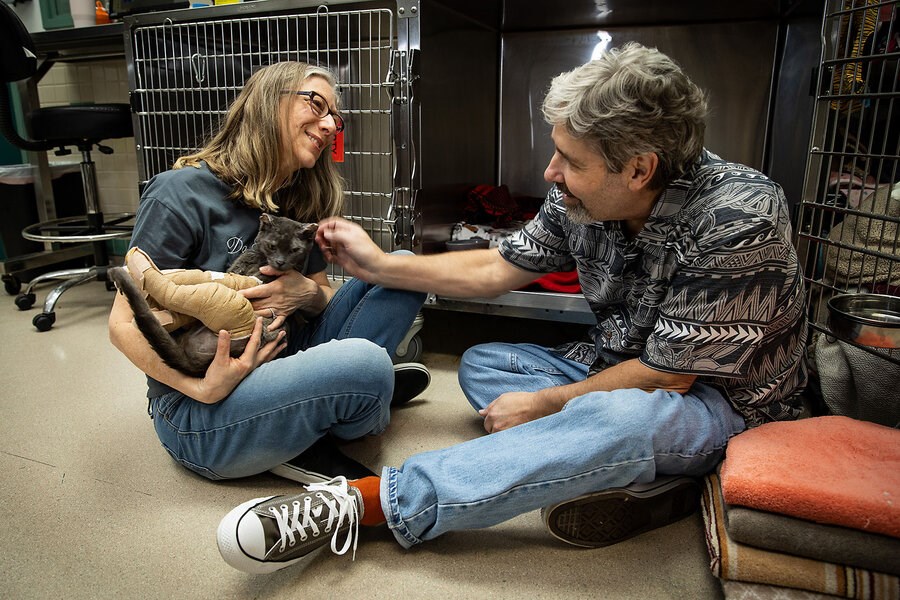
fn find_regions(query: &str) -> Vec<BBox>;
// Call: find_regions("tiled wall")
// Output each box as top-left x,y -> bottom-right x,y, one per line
36,59 -> 140,216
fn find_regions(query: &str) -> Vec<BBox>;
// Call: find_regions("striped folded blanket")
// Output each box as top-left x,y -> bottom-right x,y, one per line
721,580 -> 844,599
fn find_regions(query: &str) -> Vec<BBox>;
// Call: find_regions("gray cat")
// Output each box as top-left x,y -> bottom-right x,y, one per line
110,214 -> 318,378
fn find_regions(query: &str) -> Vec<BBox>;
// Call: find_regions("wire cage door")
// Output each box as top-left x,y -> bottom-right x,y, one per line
796,0 -> 900,363
128,5 -> 395,282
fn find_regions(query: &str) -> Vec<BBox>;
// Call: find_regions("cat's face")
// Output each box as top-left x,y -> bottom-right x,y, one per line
256,215 -> 318,272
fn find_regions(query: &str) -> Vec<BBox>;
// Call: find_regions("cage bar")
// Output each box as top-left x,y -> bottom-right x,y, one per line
796,0 -> 900,362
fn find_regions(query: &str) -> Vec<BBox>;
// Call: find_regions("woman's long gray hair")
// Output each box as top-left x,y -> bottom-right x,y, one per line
542,42 -> 708,189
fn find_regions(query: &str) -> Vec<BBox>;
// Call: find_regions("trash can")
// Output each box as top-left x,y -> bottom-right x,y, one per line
0,163 -> 85,260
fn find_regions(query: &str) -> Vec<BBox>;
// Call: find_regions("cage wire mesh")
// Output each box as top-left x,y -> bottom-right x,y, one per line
796,0 -> 900,363
129,6 -> 395,281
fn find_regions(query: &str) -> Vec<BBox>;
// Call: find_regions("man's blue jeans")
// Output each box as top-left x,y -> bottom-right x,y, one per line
382,342 -> 746,548
149,262 -> 427,480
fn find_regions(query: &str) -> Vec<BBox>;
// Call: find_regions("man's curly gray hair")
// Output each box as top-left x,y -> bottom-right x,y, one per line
542,42 -> 708,189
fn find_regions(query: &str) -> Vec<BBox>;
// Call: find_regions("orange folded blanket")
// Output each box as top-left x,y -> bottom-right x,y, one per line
720,416 -> 900,538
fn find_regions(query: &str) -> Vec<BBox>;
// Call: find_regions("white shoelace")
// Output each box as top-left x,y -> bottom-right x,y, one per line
268,475 -> 360,559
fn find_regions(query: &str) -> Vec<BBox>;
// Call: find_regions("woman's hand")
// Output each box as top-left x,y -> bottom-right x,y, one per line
240,267 -> 329,318
193,317 -> 286,404
478,391 -> 557,433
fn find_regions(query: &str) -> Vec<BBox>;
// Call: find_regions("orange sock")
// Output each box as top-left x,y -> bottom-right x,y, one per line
350,476 -> 386,526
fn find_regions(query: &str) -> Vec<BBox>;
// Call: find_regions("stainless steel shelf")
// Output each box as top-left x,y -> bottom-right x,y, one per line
427,290 -> 594,325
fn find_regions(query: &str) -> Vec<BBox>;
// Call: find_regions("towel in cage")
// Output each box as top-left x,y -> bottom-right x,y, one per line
449,222 -> 582,294
828,170 -> 877,210
450,221 -> 525,247
812,332 -> 900,428
455,184 -> 581,294
824,182 -> 900,292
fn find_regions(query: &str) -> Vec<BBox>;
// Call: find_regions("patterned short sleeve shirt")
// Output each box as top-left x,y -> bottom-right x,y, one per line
498,150 -> 808,426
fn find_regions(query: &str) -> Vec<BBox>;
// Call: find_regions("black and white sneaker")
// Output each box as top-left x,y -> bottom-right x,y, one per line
541,475 -> 701,548
269,436 -> 377,485
217,476 -> 363,574
392,362 -> 431,406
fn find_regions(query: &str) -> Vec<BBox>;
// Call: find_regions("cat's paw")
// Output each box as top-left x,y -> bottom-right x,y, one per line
124,247 -> 161,291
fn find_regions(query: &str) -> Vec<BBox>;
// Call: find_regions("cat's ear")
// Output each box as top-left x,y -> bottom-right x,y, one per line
301,222 -> 318,239
260,213 -> 274,225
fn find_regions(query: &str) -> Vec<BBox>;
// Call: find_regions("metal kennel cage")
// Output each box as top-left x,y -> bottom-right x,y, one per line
125,1 -> 398,282
796,0 -> 900,364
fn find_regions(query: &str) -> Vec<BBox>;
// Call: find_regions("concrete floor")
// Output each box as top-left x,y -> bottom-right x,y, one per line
0,279 -> 724,599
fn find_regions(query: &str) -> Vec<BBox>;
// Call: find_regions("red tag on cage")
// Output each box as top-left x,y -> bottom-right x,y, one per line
331,131 -> 344,163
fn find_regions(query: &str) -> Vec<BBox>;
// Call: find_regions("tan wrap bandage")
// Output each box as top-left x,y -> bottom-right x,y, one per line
125,247 -> 263,338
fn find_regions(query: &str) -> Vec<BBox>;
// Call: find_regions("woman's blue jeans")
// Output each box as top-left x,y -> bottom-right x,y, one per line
382,342 -> 746,548
149,261 -> 427,480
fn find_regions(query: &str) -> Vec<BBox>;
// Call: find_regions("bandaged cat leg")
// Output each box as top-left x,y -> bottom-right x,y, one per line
125,247 -> 262,338
123,248 -> 186,330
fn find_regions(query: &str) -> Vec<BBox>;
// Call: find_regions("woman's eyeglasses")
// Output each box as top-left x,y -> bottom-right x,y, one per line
282,90 -> 345,132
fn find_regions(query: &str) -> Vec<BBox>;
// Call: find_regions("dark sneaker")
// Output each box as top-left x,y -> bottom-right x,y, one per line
217,476 -> 363,574
541,475 -> 701,548
392,362 -> 430,406
269,436 -> 377,484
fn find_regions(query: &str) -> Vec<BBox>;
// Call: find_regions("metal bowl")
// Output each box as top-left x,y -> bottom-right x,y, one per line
827,293 -> 900,349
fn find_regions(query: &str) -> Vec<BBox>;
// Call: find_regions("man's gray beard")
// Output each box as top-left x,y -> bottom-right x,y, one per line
565,203 -> 594,225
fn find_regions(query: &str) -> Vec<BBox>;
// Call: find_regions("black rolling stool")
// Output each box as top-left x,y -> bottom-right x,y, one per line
0,2 -> 134,331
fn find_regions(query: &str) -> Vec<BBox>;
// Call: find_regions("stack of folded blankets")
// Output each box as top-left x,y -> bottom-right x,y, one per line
701,415 -> 900,599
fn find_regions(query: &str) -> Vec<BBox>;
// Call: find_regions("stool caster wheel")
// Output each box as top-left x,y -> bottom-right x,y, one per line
16,292 -> 36,310
394,333 -> 423,363
33,312 -> 56,331
3,276 -> 21,295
